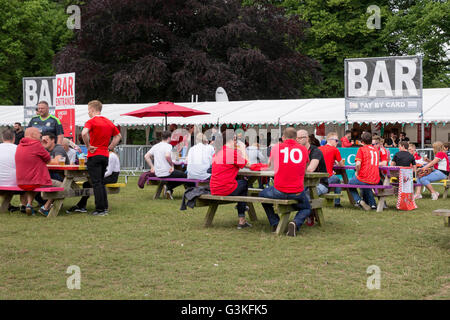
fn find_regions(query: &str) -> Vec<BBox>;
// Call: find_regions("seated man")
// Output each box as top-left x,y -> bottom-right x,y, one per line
210,132 -> 252,229
348,132 -> 380,211
0,129 -> 26,212
296,130 -> 328,197
186,133 -> 215,181
15,127 -> 52,216
408,143 -> 424,166
391,141 -> 416,171
372,135 -> 389,166
319,132 -> 345,207
38,132 -> 69,216
144,130 -> 190,200
67,150 -> 120,213
259,127 -> 310,237
62,138 -> 78,164
340,130 -> 353,148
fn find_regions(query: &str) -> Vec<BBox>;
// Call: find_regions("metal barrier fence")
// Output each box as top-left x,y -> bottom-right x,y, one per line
116,145 -> 151,181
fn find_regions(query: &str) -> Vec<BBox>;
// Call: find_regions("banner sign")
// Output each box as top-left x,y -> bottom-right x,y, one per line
22,76 -> 56,124
396,168 -> 417,211
55,73 -> 75,108
338,147 -> 398,179
55,108 -> 76,140
345,56 -> 422,113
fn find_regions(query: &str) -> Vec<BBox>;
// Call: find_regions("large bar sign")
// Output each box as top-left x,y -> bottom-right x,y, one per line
345,56 -> 422,113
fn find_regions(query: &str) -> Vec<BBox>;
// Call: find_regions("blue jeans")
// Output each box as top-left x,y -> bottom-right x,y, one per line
418,170 -> 447,186
228,179 -> 248,217
348,176 -> 377,207
259,186 -> 311,230
304,184 -> 328,201
328,175 -> 342,205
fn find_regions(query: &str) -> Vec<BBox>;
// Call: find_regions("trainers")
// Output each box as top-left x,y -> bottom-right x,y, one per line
334,203 -> 342,208
287,221 -> 297,237
237,221 -> 252,229
38,206 -> 49,217
271,225 -> 278,233
20,205 -> 26,213
414,194 -> 422,200
165,189 -> 174,200
431,192 -> 439,200
357,200 -> 371,211
66,205 -> 87,214
305,217 -> 315,226
25,204 -> 35,216
8,205 -> 20,212
371,205 -> 377,210
90,210 -> 108,216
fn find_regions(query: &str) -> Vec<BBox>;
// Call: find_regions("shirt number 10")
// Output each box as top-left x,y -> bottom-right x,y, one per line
281,147 -> 303,164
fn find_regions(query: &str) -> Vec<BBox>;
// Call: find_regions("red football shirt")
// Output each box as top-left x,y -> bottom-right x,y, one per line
319,144 -> 342,177
413,152 -> 421,161
434,151 -> 449,172
210,146 -> 247,195
379,146 -> 390,164
270,139 -> 309,193
84,116 -> 120,158
355,145 -> 380,184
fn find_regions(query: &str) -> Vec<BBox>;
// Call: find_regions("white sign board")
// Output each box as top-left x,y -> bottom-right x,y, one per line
55,73 -> 75,108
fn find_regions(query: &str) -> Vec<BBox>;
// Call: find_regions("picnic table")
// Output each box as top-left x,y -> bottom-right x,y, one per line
331,165 -> 400,211
193,169 -> 328,235
43,165 -> 124,218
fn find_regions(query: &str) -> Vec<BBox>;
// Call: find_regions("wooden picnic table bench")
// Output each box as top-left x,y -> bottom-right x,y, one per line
433,209 -> 450,227
0,186 -> 64,213
193,170 -> 328,235
42,165 -> 125,218
146,176 -> 209,199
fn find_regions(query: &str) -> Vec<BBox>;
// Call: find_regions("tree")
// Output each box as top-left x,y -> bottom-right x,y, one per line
54,0 -> 321,103
0,0 -> 73,105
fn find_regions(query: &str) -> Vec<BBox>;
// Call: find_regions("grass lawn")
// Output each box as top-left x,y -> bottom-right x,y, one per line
0,177 -> 449,300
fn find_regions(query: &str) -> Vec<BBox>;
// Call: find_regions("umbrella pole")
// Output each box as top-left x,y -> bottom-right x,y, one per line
165,114 -> 167,131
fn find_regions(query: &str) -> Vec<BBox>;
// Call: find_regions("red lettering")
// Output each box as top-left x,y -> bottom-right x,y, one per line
57,78 -> 62,96
68,76 -> 74,96
62,78 -> 68,96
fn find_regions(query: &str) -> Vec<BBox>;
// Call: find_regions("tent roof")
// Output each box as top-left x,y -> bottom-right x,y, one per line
0,88 -> 449,127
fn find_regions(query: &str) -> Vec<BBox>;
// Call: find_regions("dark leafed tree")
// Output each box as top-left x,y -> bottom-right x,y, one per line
54,0 -> 321,103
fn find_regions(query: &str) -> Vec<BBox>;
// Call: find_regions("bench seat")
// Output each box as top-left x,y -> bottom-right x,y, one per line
0,186 -> 65,213
433,209 -> 450,227
147,177 -> 209,199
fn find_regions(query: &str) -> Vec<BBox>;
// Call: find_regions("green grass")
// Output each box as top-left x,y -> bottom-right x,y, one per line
0,177 -> 449,299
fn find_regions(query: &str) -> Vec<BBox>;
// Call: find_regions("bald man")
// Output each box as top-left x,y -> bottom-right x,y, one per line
15,127 -> 52,215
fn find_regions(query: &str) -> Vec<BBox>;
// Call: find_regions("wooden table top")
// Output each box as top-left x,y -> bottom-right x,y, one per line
47,164 -> 87,171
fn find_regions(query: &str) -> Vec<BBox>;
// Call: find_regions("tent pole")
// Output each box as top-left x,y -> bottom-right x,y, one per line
165,114 -> 168,131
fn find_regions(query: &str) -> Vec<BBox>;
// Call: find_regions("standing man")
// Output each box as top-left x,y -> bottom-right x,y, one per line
13,123 -> 24,145
82,100 -> 122,216
348,132 -> 380,211
320,132 -> 345,207
259,127 -> 310,237
27,101 -> 64,145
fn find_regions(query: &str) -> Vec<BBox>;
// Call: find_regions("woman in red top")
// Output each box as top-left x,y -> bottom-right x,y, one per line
210,132 -> 251,229
15,127 -> 51,215
414,141 -> 449,200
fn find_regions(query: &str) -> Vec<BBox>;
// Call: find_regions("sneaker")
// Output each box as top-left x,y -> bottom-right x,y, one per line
8,205 -> 20,212
414,194 -> 423,200
90,210 -> 108,216
66,205 -> 87,214
371,205 -> 377,210
25,204 -> 34,216
237,221 -> 252,229
287,221 -> 297,237
271,225 -> 278,233
165,189 -> 174,200
305,217 -> 315,226
20,205 -> 26,213
431,192 -> 439,200
357,200 -> 371,211
38,206 -> 49,217
334,203 -> 343,208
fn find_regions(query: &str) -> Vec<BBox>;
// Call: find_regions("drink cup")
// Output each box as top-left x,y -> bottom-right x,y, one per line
78,155 -> 86,167
342,159 -> 345,165
59,157 -> 66,166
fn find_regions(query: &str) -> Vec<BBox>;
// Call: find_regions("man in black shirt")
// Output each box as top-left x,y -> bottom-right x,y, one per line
399,132 -> 410,143
13,122 -> 24,145
391,141 -> 416,172
296,130 -> 328,195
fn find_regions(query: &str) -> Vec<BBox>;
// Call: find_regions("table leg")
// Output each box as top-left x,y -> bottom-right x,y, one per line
204,203 -> 219,227
247,203 -> 258,221
0,193 -> 13,213
154,182 -> 164,199
275,213 -> 291,236
46,175 -> 74,218
339,169 -> 355,205
309,186 -> 324,227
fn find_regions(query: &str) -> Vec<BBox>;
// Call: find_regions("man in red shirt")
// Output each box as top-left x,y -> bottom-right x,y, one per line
81,100 -> 122,216
371,136 -> 389,166
348,132 -> 380,210
259,127 -> 310,236
15,127 -> 52,215
320,132 -> 345,207
340,130 -> 353,148
210,131 -> 252,229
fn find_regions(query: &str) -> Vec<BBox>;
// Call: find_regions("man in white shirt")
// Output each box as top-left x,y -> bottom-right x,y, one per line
144,131 -> 188,199
0,129 -> 26,212
62,138 -> 78,164
186,133 -> 215,180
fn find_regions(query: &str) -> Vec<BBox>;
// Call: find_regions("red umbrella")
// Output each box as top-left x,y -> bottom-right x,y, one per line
120,101 -> 209,130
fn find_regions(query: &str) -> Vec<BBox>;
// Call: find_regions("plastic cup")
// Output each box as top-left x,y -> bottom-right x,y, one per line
79,157 -> 85,167
59,157 -> 66,166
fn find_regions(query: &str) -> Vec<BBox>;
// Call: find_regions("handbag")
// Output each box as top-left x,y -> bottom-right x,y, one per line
416,166 -> 433,178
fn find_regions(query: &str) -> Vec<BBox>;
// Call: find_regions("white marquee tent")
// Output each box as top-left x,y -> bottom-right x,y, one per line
0,88 -> 449,127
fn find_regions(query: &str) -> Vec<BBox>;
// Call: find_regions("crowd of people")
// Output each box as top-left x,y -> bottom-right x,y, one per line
144,125 -> 450,236
0,100 -> 122,217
